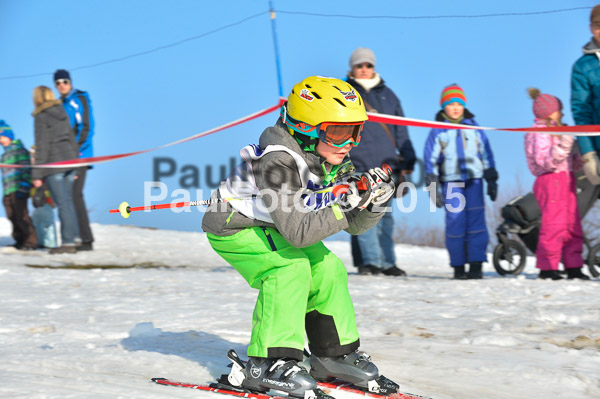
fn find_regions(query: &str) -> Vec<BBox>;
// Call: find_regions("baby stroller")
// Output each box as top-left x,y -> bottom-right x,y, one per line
493,171 -> 600,277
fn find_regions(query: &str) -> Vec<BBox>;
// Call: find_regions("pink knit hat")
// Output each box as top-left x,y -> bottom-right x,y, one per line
528,88 -> 562,119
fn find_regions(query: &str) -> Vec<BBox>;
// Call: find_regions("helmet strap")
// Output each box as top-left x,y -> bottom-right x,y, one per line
281,103 -> 320,153
281,103 -> 288,125
293,132 -> 319,154
321,163 -> 341,186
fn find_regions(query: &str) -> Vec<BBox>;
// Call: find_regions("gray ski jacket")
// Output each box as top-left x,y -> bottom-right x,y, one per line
201,119 -> 384,247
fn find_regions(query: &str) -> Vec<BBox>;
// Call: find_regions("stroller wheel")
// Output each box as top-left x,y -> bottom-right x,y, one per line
493,239 -> 527,276
586,243 -> 600,278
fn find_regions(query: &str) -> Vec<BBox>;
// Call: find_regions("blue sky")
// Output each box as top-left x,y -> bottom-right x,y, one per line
0,0 -> 595,233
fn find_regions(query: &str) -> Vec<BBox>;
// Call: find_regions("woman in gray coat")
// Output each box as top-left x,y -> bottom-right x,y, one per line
32,86 -> 80,254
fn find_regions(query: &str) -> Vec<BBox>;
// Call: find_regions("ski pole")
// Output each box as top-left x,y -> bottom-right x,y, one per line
110,185 -> 353,219
109,165 -> 392,219
108,196 -> 257,219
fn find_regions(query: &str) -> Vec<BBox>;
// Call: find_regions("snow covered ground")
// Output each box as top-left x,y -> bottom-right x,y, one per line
0,218 -> 599,399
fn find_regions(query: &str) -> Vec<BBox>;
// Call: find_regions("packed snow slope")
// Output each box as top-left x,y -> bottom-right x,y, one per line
0,219 -> 599,399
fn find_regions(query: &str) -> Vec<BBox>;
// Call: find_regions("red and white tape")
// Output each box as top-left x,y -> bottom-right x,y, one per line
0,100 -> 285,169
2,97 -> 599,169
367,112 -> 600,134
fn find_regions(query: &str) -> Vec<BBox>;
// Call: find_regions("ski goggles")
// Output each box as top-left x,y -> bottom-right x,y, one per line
316,121 -> 364,147
281,105 -> 365,147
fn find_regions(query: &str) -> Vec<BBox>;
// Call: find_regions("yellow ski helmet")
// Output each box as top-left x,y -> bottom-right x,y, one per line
283,76 -> 367,128
281,76 -> 368,152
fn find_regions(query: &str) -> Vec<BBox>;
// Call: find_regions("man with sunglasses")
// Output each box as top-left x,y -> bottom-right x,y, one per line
202,76 -> 399,398
346,47 -> 416,277
53,69 -> 95,251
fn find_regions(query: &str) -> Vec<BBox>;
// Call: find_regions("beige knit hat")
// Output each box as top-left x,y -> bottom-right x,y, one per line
349,47 -> 376,68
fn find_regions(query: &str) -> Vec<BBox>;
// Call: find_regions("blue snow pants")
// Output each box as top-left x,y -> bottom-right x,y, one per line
443,178 -> 488,267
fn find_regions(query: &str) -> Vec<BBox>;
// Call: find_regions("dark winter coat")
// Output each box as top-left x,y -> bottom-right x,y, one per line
345,76 -> 416,174
572,38 -> 600,155
32,100 -> 78,180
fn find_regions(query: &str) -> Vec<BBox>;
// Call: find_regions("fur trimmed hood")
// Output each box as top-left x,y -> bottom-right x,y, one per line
32,99 -> 64,117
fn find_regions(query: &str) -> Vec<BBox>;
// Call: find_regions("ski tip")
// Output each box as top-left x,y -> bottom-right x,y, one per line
118,201 -> 131,219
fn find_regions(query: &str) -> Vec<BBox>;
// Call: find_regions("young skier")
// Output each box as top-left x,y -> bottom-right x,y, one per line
202,76 -> 399,398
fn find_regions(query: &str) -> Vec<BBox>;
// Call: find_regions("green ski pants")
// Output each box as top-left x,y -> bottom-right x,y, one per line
207,226 -> 360,361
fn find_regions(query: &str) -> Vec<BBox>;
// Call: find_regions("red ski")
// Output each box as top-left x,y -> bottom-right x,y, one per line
151,378 -> 433,399
151,378 -> 284,399
318,380 -> 431,399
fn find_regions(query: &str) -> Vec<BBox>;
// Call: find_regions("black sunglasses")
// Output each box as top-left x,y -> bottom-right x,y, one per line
355,63 -> 374,69
55,79 -> 70,85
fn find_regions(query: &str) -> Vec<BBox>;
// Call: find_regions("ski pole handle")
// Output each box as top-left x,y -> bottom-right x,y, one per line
382,163 -> 393,177
357,164 -> 393,192
331,164 -> 393,197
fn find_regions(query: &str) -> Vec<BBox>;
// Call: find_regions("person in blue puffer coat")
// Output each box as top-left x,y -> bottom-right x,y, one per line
53,69 -> 95,251
571,5 -> 600,186
424,84 -> 497,280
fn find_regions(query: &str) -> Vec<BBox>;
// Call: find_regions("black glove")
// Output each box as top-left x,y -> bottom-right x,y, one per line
487,181 -> 498,202
483,168 -> 498,182
425,173 -> 438,187
425,173 -> 444,208
32,187 -> 46,208
483,168 -> 498,202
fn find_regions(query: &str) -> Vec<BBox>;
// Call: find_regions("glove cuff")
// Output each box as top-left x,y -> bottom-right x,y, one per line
583,151 -> 598,162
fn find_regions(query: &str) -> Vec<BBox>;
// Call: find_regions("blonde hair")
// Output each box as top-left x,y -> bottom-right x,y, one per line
33,86 -> 56,108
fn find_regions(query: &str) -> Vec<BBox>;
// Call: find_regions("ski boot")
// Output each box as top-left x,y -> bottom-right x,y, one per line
221,349 -> 332,399
309,350 -> 399,394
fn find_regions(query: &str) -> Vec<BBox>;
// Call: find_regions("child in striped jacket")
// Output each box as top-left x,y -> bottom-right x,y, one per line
0,120 -> 37,250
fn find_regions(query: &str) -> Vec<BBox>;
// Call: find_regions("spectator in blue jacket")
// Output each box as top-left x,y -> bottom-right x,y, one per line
423,84 -> 497,279
345,47 -> 416,277
54,69 -> 95,251
572,5 -> 600,186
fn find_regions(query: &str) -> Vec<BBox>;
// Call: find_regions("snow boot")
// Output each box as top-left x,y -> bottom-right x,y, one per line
566,267 -> 590,280
381,265 -> 407,277
538,270 -> 563,280
453,265 -> 467,280
309,350 -> 399,394
49,245 -> 77,254
467,262 -> 483,279
358,265 -> 381,275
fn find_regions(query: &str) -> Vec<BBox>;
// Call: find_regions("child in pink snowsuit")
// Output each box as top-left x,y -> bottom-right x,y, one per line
524,88 -> 589,280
